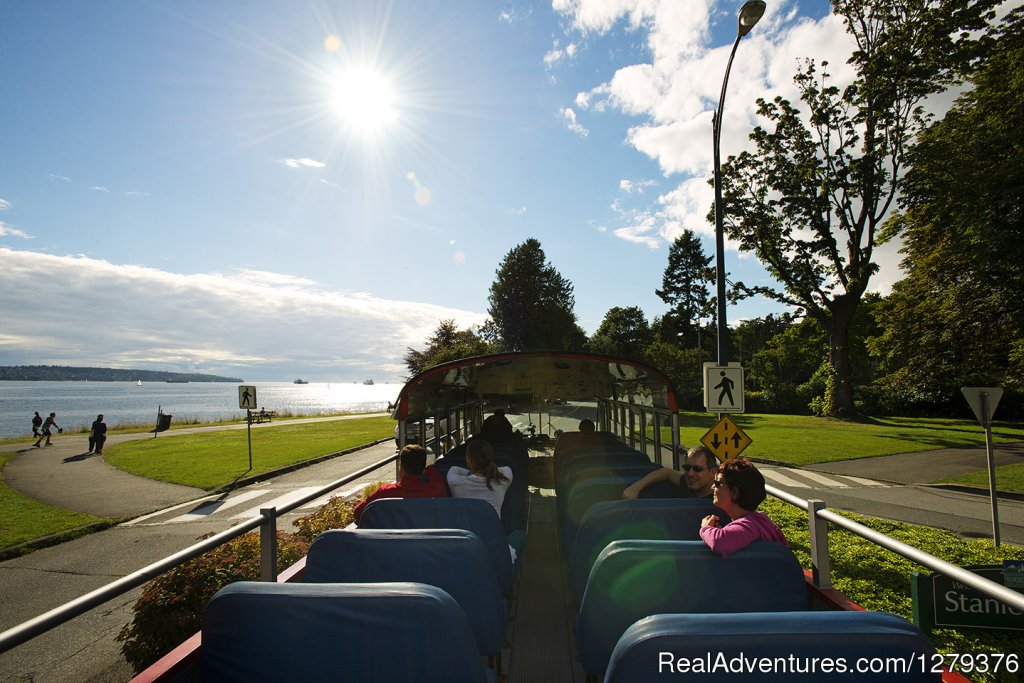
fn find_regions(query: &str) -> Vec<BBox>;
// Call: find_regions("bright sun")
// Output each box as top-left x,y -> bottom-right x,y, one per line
331,66 -> 397,135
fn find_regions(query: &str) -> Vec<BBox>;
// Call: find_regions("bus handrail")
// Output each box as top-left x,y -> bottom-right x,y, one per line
0,451 -> 398,656
767,483 -> 1024,612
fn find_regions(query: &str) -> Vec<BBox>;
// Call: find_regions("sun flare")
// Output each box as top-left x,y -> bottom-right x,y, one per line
330,66 -> 397,135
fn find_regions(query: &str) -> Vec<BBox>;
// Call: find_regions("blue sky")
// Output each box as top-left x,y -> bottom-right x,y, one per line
2,0 -> 907,381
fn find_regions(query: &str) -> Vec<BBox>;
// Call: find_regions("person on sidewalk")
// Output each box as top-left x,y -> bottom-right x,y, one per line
33,412 -> 62,447
31,411 -> 43,439
88,414 -> 108,454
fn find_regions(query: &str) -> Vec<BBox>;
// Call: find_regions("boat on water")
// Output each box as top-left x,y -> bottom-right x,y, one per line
104,351 -> 986,683
293,379 -> 308,384
165,378 -> 189,383
136,380 -> 143,386
362,379 -> 374,385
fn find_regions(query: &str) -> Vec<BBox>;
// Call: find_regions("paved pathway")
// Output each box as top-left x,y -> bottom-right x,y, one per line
2,414 -> 389,519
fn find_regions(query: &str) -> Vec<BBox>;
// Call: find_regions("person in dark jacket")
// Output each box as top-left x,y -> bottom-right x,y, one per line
88,414 -> 108,454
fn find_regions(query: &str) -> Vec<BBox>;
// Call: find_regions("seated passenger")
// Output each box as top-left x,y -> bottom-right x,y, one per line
447,439 -> 526,564
446,439 -> 513,518
622,445 -> 719,500
700,457 -> 788,557
578,418 -> 595,433
354,445 -> 447,523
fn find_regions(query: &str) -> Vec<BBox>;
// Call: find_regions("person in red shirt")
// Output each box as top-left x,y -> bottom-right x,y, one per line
354,444 -> 447,523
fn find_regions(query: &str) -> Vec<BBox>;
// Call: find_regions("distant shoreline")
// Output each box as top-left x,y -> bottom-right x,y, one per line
0,365 -> 242,383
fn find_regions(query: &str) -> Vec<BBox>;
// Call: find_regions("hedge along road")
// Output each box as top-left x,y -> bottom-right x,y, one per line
0,416 -> 399,683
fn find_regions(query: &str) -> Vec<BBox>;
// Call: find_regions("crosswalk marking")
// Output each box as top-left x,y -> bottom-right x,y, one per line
231,487 -> 322,519
761,469 -> 811,488
794,470 -> 850,488
168,489 -> 270,523
120,495 -> 216,526
842,474 -> 886,487
300,485 -> 367,511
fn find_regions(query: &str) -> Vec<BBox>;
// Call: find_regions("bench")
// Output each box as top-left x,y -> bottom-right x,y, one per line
251,410 -> 276,424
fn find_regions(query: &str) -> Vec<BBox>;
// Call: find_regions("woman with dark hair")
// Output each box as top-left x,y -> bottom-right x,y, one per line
699,457 -> 788,557
446,439 -> 513,518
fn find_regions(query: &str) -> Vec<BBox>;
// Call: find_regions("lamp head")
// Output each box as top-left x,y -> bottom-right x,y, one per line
737,0 -> 766,37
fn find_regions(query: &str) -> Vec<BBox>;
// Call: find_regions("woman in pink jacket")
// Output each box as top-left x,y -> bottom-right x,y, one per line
699,457 -> 788,557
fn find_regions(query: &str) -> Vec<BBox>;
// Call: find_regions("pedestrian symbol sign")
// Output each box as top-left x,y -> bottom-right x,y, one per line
704,363 -> 745,413
238,385 -> 257,410
700,415 -> 751,462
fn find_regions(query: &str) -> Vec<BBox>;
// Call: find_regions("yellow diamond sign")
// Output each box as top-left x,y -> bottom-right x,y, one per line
700,415 -> 752,462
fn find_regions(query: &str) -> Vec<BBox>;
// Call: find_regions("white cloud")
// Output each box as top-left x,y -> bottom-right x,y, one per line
89,186 -> 109,193
0,248 -> 487,379
49,174 -> 71,183
560,107 -> 589,137
0,221 -> 32,239
0,198 -> 10,211
281,157 -> 326,169
619,179 -> 655,194
126,190 -> 150,198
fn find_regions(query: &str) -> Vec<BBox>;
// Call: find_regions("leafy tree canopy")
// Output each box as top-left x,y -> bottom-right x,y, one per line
588,306 -> 652,359
485,238 -> 586,352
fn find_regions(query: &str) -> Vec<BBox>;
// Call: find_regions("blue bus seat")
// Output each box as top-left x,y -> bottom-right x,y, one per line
304,528 -> 507,657
567,499 -> 727,605
202,581 -> 494,683
556,461 -> 659,499
553,430 -> 622,458
576,540 -> 807,676
559,476 -> 686,556
606,611 -> 940,682
359,497 -> 516,594
554,451 -> 652,493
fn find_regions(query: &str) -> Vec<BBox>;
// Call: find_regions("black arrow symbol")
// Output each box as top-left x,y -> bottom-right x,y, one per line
731,433 -> 742,447
711,434 -> 721,448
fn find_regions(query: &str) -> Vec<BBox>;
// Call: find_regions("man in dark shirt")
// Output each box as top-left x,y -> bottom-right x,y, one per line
622,445 -> 719,499
31,412 -> 43,438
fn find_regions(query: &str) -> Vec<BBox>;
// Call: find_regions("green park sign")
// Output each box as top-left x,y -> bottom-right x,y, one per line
913,562 -> 1024,632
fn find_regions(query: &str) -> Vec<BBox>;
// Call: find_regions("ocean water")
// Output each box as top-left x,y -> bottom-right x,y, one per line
0,381 -> 400,440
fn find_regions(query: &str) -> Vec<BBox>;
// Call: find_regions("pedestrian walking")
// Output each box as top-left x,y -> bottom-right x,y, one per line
31,411 -> 43,438
33,412 -> 62,447
88,414 -> 108,454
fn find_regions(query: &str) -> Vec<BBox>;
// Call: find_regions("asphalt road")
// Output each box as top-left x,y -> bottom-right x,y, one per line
1,411 -> 1023,682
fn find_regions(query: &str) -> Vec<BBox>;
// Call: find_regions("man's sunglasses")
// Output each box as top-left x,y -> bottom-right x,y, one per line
683,464 -> 706,473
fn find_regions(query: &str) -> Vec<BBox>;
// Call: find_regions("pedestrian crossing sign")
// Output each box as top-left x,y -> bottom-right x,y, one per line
238,385 -> 257,410
700,414 -> 752,462
704,363 -> 745,413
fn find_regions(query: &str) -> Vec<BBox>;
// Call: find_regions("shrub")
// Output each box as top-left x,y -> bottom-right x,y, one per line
117,531 -> 309,673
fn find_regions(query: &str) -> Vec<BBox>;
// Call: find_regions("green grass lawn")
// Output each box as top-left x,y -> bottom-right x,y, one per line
105,415 -> 395,489
937,461 -> 1024,493
0,451 -> 105,550
667,412 -> 1024,466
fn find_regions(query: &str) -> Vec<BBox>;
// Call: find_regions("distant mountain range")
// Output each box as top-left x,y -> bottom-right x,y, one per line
0,365 -> 243,383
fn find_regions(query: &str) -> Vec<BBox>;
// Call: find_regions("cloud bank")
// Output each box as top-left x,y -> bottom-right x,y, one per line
0,248 -> 487,380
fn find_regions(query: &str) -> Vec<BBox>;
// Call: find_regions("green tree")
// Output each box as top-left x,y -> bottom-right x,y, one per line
868,8 -> 1024,413
655,230 -> 714,347
718,0 -> 999,417
588,306 -> 652,359
485,238 -> 587,352
404,319 -> 494,377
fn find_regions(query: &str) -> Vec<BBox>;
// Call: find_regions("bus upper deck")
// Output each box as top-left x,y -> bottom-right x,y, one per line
6,352 -> 1011,681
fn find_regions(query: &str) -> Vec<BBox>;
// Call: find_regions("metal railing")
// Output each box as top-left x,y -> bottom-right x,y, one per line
0,451 -> 398,655
768,484 -> 1024,612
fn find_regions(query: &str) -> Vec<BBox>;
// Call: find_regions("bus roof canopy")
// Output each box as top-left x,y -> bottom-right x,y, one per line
393,352 -> 679,421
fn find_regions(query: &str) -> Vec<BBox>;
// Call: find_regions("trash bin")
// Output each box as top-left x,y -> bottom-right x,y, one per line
156,413 -> 172,432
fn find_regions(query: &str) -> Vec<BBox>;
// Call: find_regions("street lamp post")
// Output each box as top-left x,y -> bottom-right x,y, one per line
713,0 -> 766,365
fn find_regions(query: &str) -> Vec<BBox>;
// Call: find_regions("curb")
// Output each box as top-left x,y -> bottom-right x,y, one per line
928,483 -> 1024,503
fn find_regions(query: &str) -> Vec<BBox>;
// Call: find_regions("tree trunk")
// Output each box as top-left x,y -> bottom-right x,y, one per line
825,298 -> 858,418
